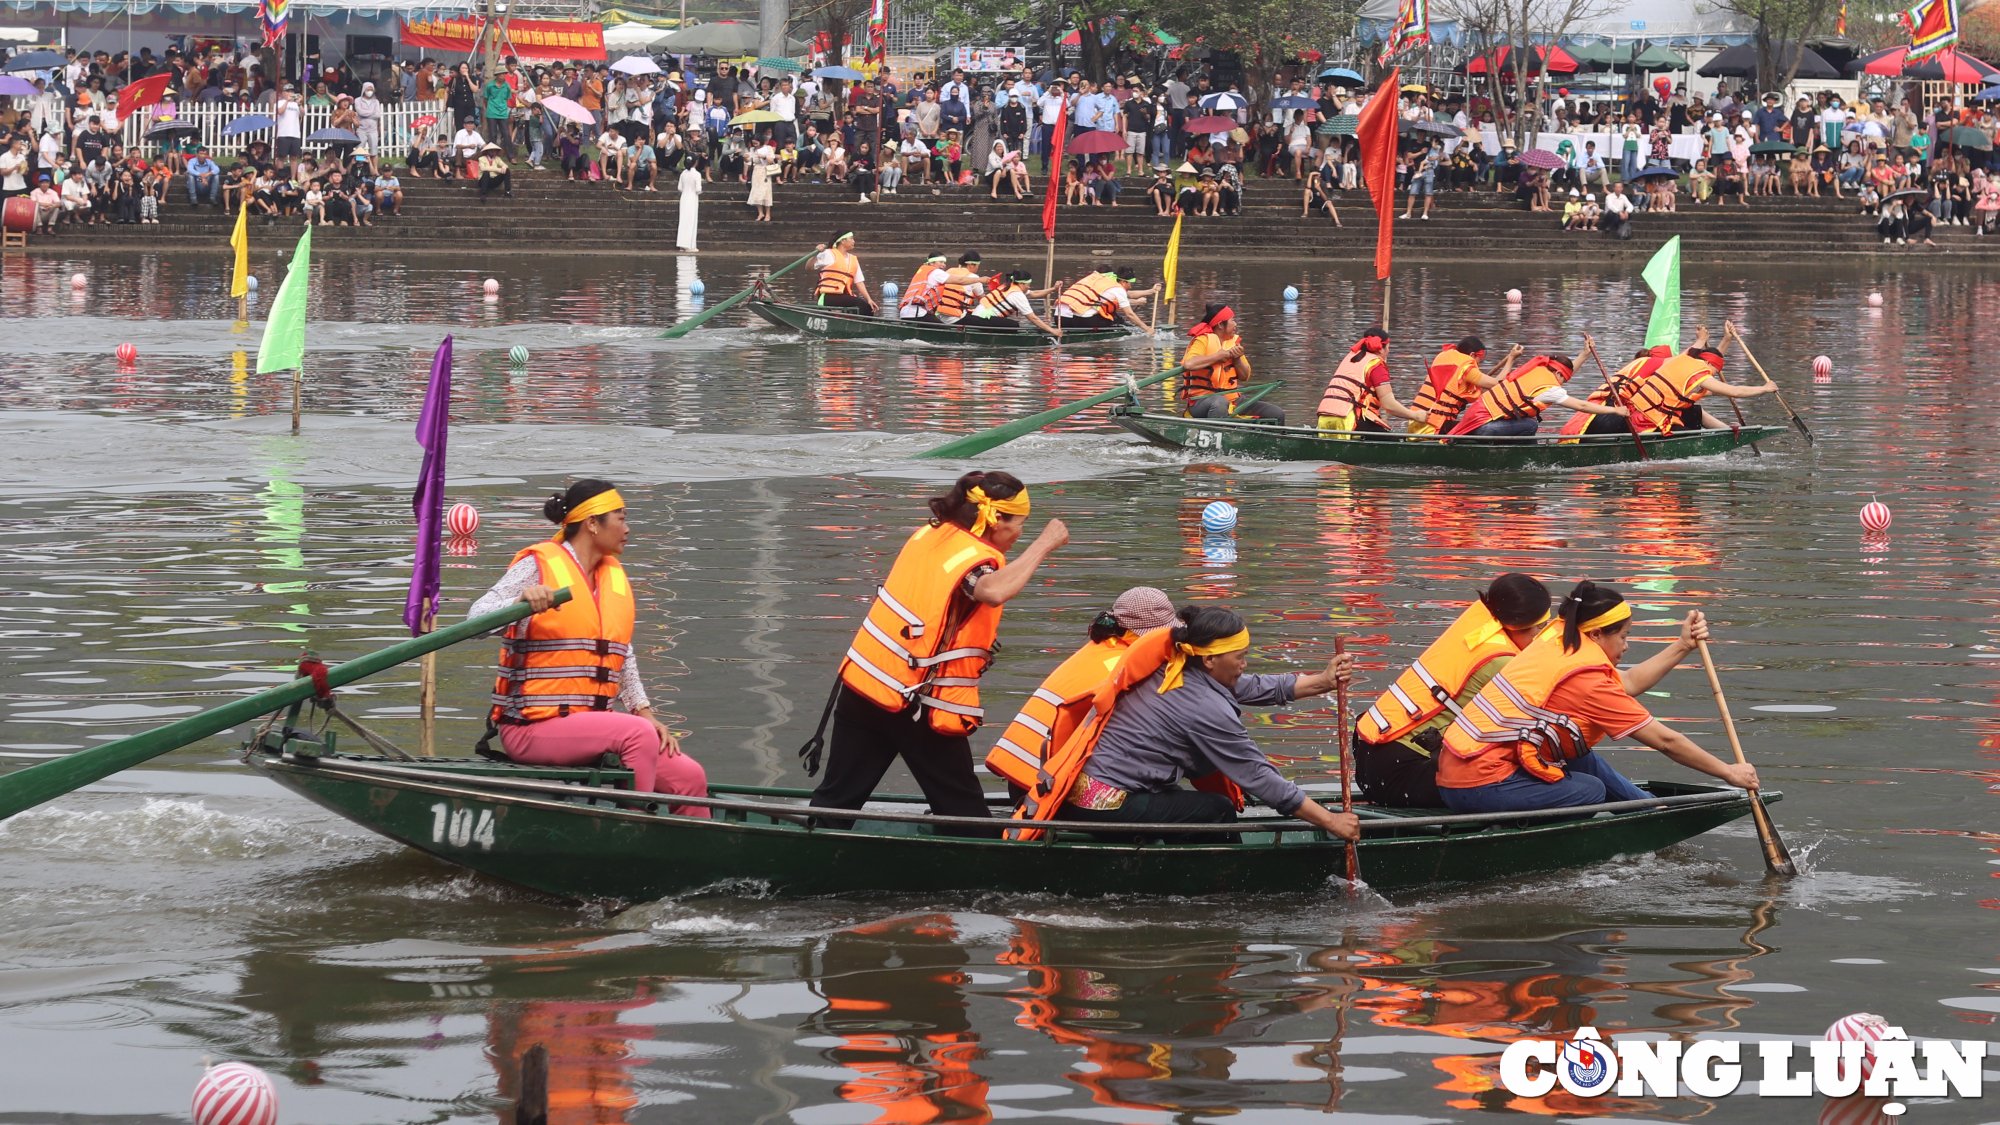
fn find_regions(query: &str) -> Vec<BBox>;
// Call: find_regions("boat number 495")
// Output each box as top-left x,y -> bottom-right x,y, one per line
807,317 -> 829,332
429,802 -> 497,851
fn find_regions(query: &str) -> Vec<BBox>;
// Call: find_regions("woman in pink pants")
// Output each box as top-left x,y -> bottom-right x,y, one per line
471,479 -> 709,817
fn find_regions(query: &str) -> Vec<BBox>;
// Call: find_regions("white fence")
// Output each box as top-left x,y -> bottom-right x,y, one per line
118,102 -> 455,158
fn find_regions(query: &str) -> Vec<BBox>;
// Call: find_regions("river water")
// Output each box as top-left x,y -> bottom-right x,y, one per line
1,251 -> 1995,1123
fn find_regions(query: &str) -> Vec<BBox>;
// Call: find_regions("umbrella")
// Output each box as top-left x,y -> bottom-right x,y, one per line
1853,45 -> 1998,84
539,95 -> 594,125
728,109 -> 785,125
0,74 -> 35,96
1697,42 -> 1838,80
1400,119 -> 1459,138
305,127 -> 360,144
1066,129 -> 1128,154
1632,164 -> 1679,181
754,56 -> 803,73
1566,42 -> 1616,72
146,120 -> 201,139
1521,147 -> 1566,170
1626,44 -> 1689,72
221,114 -> 275,136
1881,187 -> 1931,206
814,65 -> 865,80
1184,114 -> 1237,133
1750,140 -> 1795,154
1270,95 -> 1317,110
1318,66 -> 1364,85
1,50 -> 62,72
1974,84 -> 2000,102
411,113 -> 439,129
1317,113 -> 1358,136
1199,91 -> 1247,112
1058,23 -> 1178,47
652,22 -> 806,55
1462,45 -> 1579,76
610,55 -> 662,76
1944,125 -> 1994,151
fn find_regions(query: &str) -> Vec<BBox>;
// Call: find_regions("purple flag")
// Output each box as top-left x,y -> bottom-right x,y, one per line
403,335 -> 452,635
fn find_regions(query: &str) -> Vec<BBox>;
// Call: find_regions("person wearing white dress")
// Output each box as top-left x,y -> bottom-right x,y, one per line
677,160 -> 703,251
746,143 -> 776,222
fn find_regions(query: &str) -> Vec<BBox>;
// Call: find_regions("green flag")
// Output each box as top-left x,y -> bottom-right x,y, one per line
256,226 -> 313,374
1641,235 -> 1680,351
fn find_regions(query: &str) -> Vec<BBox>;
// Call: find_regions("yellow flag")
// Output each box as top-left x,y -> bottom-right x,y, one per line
1161,214 -> 1182,302
228,198 -> 249,299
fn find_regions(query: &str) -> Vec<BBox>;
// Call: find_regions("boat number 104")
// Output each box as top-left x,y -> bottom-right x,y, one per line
429,802 -> 497,851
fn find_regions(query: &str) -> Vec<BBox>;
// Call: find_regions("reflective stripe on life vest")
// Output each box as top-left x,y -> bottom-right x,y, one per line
1317,350 -> 1385,424
816,249 -> 861,297
490,541 -> 636,724
974,283 -> 1020,318
1626,354 -> 1716,435
1357,601 -> 1536,746
1439,632 -> 1610,786
901,264 -> 944,312
838,521 -> 1007,736
1474,359 -> 1568,423
984,636 -> 1132,789
1180,332 -> 1243,406
1056,272 -> 1116,318
936,268 -> 983,318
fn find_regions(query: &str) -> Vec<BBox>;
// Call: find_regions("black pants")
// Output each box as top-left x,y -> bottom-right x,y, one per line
1058,312 -> 1116,329
479,170 -> 512,198
810,689 -> 993,835
1188,392 -> 1286,426
1353,731 -> 1445,809
1060,788 -> 1237,843
818,291 -> 875,314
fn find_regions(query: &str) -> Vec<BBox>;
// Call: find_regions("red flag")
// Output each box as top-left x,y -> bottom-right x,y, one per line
1042,99 -> 1068,243
1357,68 -> 1400,280
119,72 -> 174,116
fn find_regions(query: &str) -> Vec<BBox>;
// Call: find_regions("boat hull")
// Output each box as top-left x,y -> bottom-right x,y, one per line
251,752 -> 1765,902
749,299 -> 1130,347
1111,407 -> 1786,468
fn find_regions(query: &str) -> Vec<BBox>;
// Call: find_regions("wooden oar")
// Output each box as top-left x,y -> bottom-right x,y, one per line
913,365 -> 1185,460
1582,338 -> 1647,461
1335,634 -> 1358,884
0,590 -> 570,822
1695,638 -> 1797,878
1723,322 -> 1815,445
659,249 -> 817,339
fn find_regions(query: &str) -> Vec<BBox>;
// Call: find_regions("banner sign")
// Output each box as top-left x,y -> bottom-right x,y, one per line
399,17 -> 609,62
951,46 -> 1026,71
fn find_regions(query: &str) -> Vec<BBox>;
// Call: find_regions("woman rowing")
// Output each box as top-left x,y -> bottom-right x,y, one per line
809,471 -> 1067,829
471,479 -> 710,816
1316,327 -> 1426,433
1437,580 -> 1760,813
812,230 -> 880,315
1445,352 -> 1627,438
1008,605 -> 1361,842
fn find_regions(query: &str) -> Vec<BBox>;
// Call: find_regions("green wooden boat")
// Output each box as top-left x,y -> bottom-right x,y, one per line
245,723 -> 1771,902
748,299 -> 1133,348
1110,405 -> 1787,468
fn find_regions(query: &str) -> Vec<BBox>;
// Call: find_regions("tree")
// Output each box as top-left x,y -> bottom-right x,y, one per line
1169,0 -> 1363,112
1705,0 -> 1843,91
1432,0 -> 1615,146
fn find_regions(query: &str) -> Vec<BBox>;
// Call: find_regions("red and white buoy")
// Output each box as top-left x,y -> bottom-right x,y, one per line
115,343 -> 138,365
447,502 -> 480,537
191,1062 -> 278,1125
1812,355 -> 1832,377
1859,500 -> 1892,533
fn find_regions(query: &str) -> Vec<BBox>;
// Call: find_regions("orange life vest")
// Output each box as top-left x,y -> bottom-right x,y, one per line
1626,354 -> 1717,435
1462,358 -> 1570,428
1439,631 -> 1614,787
935,267 -> 982,318
1559,353 -> 1662,438
1357,601 -> 1533,746
1317,349 -> 1386,424
1056,271 -> 1118,318
901,263 -> 944,311
489,541 -> 636,724
1181,331 -> 1246,406
1006,629 -> 1243,840
838,521 -> 1006,736
816,248 -> 861,297
984,635 -> 1133,790
1411,347 -> 1483,432
973,282 -> 1021,319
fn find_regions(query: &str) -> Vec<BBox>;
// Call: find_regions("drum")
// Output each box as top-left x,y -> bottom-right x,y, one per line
1,195 -> 34,235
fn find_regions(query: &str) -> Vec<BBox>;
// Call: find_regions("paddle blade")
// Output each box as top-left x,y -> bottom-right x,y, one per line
914,365 -> 1183,460
1749,793 -> 1798,877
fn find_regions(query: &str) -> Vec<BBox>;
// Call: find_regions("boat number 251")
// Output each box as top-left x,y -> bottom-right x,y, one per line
429,803 -> 497,851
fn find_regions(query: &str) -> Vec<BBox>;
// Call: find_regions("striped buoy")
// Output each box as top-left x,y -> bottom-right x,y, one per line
447,502 -> 480,537
191,1062 -> 278,1125
1824,1011 -> 1890,1082
1812,355 -> 1832,377
507,345 -> 529,366
1859,501 -> 1892,533
115,343 -> 138,365
1201,501 -> 1238,533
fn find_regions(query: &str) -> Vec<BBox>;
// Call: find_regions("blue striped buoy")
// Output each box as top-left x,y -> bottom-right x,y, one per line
1201,501 -> 1238,533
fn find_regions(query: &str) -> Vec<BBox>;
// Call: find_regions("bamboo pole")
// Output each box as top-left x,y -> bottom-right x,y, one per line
290,365 -> 302,434
418,612 -> 437,757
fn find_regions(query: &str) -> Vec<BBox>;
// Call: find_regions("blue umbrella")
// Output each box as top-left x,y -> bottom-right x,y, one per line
1974,84 -> 2000,102
222,114 -> 275,136
1318,67 -> 1364,85
305,127 -> 360,144
813,65 -> 865,80
1269,95 -> 1316,110
1,50 -> 63,72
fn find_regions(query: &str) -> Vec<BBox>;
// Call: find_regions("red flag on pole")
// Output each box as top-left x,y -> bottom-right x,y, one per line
1042,99 -> 1068,242
119,72 -> 174,116
1356,68 -> 1400,281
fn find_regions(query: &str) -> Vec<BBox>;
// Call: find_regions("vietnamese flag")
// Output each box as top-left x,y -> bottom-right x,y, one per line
119,72 -> 174,116
1042,98 -> 1068,242
1357,67 -> 1401,280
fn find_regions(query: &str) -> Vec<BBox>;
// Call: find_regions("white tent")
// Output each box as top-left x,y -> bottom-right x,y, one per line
603,20 -> 671,51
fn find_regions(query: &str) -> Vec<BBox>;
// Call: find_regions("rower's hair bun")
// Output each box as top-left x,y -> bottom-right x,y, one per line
543,492 -> 570,524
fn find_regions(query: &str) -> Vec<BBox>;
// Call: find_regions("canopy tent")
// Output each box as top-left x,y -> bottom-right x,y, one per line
649,21 -> 807,55
1696,41 -> 1840,80
603,19 -> 678,51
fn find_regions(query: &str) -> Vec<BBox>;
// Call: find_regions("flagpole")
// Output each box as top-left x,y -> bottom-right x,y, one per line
418,611 -> 437,756
291,365 -> 302,434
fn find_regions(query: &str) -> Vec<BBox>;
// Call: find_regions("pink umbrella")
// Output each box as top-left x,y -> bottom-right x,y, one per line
1066,129 -> 1129,154
538,95 -> 595,125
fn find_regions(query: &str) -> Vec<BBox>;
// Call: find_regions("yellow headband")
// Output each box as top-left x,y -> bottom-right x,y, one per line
966,485 -> 1030,536
551,488 -> 626,540
1158,628 -> 1251,693
1578,603 -> 1632,633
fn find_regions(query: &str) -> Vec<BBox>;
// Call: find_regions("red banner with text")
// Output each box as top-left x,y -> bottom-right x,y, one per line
399,17 -> 608,62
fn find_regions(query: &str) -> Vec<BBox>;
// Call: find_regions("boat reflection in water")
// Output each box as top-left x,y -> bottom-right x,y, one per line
219,894 -> 1807,1122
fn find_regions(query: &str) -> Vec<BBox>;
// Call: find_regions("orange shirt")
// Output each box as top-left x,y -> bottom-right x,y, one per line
1439,666 -> 1652,788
